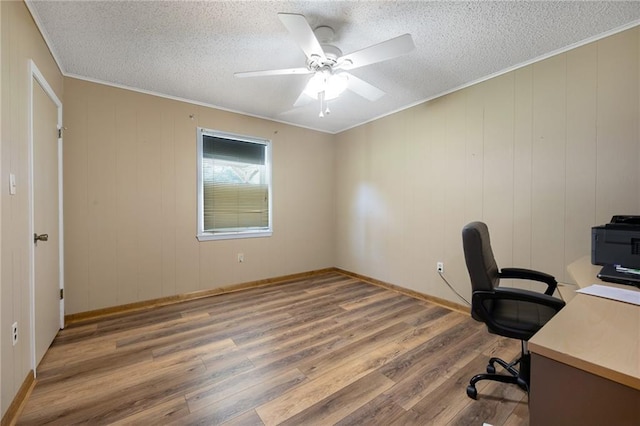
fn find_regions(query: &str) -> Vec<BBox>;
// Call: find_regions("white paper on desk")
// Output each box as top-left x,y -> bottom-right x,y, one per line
576,284 -> 640,306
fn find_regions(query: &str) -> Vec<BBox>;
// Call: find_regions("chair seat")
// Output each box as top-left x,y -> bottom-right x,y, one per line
489,297 -> 559,340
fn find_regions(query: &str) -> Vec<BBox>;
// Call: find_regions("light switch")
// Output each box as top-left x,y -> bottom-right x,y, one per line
9,173 -> 16,195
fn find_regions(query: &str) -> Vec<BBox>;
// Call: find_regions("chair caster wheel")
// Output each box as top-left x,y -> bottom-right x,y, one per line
486,364 -> 496,374
466,385 -> 478,399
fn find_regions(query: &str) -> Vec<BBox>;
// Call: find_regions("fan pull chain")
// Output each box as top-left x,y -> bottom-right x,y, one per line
318,91 -> 326,117
317,91 -> 331,117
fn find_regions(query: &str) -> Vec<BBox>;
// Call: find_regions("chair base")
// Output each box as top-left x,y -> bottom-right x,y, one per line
466,352 -> 530,399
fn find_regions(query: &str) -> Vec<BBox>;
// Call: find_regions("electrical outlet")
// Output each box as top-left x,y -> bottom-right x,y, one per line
238,253 -> 244,263
11,322 -> 18,346
437,262 -> 444,274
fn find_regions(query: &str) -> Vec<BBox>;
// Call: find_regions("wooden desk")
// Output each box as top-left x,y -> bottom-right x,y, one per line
565,256 -> 604,289
528,256 -> 640,425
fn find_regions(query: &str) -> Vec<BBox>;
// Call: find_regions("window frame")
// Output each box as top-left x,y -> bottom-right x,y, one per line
196,127 -> 273,241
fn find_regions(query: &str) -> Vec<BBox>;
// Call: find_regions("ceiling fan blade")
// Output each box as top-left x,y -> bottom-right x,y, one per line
338,34 -> 415,70
234,67 -> 311,78
278,13 -> 327,62
345,73 -> 386,101
293,90 -> 313,108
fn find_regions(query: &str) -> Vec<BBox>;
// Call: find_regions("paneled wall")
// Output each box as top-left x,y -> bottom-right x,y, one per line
1,0 -> 63,417
335,27 -> 640,304
63,78 -> 336,315
3,3 -> 639,418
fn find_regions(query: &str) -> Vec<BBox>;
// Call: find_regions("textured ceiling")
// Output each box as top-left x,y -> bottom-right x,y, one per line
27,1 -> 640,134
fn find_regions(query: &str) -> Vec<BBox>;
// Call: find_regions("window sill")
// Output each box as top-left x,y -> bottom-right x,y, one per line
197,230 -> 272,241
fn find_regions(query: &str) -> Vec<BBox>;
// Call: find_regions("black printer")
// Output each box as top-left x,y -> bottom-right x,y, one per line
592,215 -> 640,268
591,215 -> 640,287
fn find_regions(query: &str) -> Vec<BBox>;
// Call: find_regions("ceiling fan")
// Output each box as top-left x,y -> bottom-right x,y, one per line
234,13 -> 415,117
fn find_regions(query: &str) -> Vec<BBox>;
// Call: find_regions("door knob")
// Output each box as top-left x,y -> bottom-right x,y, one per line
34,233 -> 49,244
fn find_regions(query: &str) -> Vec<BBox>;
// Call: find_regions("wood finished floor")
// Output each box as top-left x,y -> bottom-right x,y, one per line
18,272 -> 528,425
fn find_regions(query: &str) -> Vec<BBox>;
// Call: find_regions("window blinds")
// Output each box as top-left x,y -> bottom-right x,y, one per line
202,135 -> 269,232
203,182 -> 269,231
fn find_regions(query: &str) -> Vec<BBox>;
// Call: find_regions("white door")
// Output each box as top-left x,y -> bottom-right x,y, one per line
32,74 -> 62,368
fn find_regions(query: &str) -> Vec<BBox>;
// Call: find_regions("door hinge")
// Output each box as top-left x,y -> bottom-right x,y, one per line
60,289 -> 64,300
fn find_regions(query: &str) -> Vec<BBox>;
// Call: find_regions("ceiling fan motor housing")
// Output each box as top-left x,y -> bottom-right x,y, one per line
304,25 -> 342,70
307,45 -> 342,70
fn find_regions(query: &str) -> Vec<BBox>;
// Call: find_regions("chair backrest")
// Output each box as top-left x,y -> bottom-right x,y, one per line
462,221 -> 500,293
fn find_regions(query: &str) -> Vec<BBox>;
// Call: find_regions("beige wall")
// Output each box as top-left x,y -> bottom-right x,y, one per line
335,27 -> 640,304
1,0 -> 64,417
63,78 -> 336,314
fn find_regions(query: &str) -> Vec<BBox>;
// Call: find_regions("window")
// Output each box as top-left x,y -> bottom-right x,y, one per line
197,128 -> 272,241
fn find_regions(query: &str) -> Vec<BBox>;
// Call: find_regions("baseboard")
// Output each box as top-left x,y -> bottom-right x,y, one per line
64,268 -> 335,325
334,268 -> 469,315
65,266 -> 468,325
1,371 -> 35,426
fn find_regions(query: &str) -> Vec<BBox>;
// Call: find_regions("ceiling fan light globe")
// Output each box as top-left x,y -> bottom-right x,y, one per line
304,72 -> 348,100
303,72 -> 325,98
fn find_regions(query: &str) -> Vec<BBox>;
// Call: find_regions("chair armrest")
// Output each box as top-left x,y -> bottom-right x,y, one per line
472,288 -> 566,339
481,287 -> 565,310
500,267 -> 558,296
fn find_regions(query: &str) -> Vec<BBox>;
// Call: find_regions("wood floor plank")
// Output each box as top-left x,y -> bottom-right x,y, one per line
297,322 -> 411,379
111,397 -> 190,425
184,337 -> 343,414
245,331 -> 348,369
220,409 -> 265,426
278,371 -> 395,426
151,334 -> 236,360
503,396 -> 531,426
332,293 -> 410,323
179,368 -> 307,425
396,309 -> 468,351
21,358 -> 207,425
254,338 -> 406,424
17,272 -> 528,425
388,324 -> 490,411
232,317 -> 341,360
400,303 -> 449,327
34,345 -> 154,383
333,392 -> 408,426
35,338 -> 116,373
409,353 -> 493,423
25,352 -> 204,413
338,289 -> 395,310
379,319 -> 481,383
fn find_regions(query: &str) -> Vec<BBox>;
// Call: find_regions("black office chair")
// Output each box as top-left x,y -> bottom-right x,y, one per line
462,221 -> 566,399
